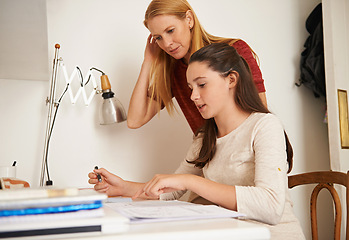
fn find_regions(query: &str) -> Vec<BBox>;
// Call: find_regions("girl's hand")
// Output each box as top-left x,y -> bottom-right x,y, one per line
88,168 -> 126,197
132,174 -> 189,199
144,34 -> 160,63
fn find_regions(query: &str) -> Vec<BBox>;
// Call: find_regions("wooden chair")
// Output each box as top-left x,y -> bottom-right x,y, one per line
288,171 -> 349,240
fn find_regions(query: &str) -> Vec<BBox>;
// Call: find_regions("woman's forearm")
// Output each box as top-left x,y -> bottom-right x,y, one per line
127,61 -> 157,129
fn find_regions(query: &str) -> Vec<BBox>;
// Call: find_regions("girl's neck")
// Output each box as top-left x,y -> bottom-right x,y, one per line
215,108 -> 251,138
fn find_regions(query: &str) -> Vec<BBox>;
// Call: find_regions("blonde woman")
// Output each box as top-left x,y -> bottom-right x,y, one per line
128,0 -> 267,133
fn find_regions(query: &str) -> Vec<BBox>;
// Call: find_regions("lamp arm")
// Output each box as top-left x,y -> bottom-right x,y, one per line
40,44 -> 60,187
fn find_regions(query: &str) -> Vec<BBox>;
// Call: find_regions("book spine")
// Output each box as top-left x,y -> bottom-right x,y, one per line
0,188 -> 79,201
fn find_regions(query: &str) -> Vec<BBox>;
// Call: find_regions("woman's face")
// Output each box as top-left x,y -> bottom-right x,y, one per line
147,14 -> 192,60
187,62 -> 234,120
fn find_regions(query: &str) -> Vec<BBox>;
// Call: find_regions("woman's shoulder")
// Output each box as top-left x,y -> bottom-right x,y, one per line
230,39 -> 249,49
229,39 -> 256,60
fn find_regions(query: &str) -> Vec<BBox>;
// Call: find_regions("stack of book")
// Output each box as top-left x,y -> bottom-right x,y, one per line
0,188 -> 129,238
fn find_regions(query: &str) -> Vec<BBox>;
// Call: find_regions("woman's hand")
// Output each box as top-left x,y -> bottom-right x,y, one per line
88,168 -> 126,197
132,174 -> 190,199
144,34 -> 160,63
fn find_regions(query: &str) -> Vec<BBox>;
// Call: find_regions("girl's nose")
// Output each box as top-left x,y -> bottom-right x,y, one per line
190,88 -> 199,101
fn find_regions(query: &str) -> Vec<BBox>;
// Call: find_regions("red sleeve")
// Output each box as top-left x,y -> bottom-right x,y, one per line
232,40 -> 266,93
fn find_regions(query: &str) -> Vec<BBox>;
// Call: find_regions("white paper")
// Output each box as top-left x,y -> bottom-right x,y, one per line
105,200 -> 245,223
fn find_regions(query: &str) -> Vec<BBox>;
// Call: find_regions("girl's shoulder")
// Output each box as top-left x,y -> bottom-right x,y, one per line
251,112 -> 281,122
224,112 -> 282,139
250,112 -> 284,132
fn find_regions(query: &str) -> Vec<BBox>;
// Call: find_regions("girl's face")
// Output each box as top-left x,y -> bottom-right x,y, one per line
187,62 -> 235,120
147,13 -> 193,61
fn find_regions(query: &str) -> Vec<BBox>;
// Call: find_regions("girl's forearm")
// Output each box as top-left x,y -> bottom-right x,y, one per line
186,175 -> 237,211
122,181 -> 145,197
123,181 -> 158,200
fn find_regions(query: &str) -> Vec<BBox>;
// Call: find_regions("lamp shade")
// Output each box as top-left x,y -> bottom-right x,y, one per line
100,92 -> 127,125
99,74 -> 127,125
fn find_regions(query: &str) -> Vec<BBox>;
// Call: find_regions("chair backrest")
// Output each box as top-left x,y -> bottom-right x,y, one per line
288,171 -> 349,240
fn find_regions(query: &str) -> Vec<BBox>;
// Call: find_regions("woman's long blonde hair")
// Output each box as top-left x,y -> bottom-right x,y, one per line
144,0 -> 238,115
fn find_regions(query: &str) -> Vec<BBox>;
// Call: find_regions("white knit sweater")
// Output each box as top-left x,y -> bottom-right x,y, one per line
161,112 -> 305,239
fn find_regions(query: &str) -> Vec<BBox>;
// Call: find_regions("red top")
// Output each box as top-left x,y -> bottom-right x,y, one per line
171,40 -> 266,133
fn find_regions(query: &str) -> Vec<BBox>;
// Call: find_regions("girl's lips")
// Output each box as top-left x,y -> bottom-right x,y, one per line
197,104 -> 206,112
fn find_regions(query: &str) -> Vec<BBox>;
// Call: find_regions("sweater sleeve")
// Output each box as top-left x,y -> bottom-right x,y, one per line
236,114 -> 288,225
232,40 -> 266,93
160,135 -> 203,200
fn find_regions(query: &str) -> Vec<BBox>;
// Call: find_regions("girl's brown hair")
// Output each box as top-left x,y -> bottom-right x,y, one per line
187,43 -> 293,173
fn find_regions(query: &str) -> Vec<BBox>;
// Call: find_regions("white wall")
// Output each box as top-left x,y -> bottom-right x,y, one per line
0,0 -> 49,80
0,0 -> 332,239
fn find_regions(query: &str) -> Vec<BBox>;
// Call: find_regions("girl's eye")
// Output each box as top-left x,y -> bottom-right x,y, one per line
155,36 -> 162,41
198,83 -> 206,88
167,29 -> 174,34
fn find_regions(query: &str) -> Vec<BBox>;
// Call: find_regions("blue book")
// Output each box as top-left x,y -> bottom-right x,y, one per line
0,188 -> 107,211
0,201 -> 103,217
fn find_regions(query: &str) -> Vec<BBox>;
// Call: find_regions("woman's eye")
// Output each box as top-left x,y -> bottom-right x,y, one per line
155,36 -> 162,41
167,29 -> 174,34
198,83 -> 206,88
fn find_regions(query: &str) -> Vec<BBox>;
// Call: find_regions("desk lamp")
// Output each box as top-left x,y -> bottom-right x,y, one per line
39,44 -> 127,186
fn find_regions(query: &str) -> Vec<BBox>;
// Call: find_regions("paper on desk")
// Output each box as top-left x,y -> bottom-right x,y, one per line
105,200 -> 245,223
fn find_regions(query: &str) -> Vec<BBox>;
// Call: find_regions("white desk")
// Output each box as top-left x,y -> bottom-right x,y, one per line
91,200 -> 270,240
1,205 -> 270,240
76,218 -> 271,240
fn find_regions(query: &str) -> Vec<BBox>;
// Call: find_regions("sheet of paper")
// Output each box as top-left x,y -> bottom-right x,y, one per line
106,197 -> 132,203
105,200 -> 245,223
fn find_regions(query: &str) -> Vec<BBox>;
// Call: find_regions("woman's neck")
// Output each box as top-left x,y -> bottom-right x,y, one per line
182,51 -> 191,64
